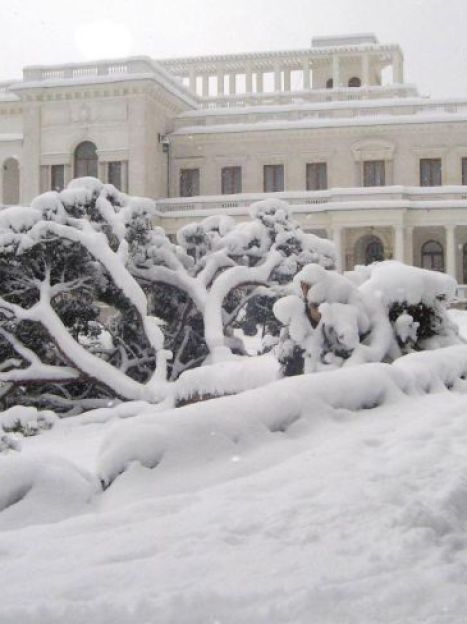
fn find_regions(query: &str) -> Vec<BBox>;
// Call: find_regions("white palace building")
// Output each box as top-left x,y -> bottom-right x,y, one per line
3,33 -> 467,278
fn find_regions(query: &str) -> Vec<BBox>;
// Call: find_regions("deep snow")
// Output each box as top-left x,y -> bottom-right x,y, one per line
1,312 -> 467,623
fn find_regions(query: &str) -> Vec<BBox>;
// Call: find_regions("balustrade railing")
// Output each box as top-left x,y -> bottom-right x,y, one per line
156,186 -> 467,214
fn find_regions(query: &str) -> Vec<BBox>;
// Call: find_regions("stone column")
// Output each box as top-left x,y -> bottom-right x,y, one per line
217,70 -> 225,96
189,69 -> 197,93
256,71 -> 263,93
446,225 -> 457,279
393,225 -> 405,262
245,63 -> 253,93
274,63 -> 282,92
202,74 -> 210,97
21,102 -> 41,203
393,53 -> 404,84
362,53 -> 370,86
332,226 -> 343,272
283,68 -> 291,91
229,73 -> 236,95
406,226 -> 414,266
332,55 -> 340,88
303,60 -> 310,89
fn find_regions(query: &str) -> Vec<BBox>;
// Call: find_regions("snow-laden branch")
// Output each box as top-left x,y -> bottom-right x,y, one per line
0,327 -> 80,384
204,250 -> 283,361
28,221 -> 165,355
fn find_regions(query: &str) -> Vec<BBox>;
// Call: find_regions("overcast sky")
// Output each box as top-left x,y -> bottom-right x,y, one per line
1,0 -> 466,98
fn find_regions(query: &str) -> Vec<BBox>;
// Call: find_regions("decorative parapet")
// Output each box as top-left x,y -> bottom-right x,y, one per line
155,186 -> 467,215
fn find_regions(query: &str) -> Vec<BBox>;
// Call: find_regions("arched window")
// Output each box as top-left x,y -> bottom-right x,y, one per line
421,240 -> 444,272
348,77 -> 361,88
326,78 -> 334,89
365,238 -> 384,264
354,234 -> 385,266
2,158 -> 20,205
74,141 -> 98,178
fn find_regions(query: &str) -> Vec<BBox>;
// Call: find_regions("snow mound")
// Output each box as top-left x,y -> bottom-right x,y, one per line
0,454 -> 99,529
0,405 -> 57,435
98,344 -> 467,488
174,354 -> 280,403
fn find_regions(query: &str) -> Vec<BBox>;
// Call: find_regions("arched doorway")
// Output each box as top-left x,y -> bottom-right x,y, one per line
463,243 -> 467,283
326,78 -> 334,89
74,141 -> 98,178
348,77 -> 362,88
354,234 -> 385,265
2,158 -> 20,205
421,240 -> 444,272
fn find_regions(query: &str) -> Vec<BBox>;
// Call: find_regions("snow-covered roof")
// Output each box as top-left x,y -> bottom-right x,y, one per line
171,110 -> 467,136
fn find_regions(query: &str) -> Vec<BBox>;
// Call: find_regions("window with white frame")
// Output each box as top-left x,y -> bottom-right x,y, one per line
420,158 -> 442,186
363,160 -> 385,187
462,158 -> 467,185
306,162 -> 327,190
263,164 -> 284,192
51,164 -> 65,191
221,166 -> 242,194
179,168 -> 200,197
108,161 -> 122,190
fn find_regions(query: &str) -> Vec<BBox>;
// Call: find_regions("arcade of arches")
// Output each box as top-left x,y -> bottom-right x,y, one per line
333,224 -> 467,284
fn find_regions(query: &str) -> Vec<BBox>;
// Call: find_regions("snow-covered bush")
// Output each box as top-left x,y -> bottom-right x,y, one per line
274,260 -> 461,375
0,183 -> 334,410
129,197 -> 335,373
0,178 -> 169,411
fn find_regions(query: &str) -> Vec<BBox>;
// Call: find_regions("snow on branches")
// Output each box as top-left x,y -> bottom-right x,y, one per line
273,260 -> 461,375
0,184 -> 335,411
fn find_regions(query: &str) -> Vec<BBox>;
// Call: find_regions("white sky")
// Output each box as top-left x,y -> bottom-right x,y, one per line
1,0 -> 466,98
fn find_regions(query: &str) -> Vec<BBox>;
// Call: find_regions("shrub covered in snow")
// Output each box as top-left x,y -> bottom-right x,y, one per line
0,182 -> 334,411
273,261 -> 461,375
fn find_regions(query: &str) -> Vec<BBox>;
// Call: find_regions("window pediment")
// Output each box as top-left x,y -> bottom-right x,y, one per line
351,140 -> 395,162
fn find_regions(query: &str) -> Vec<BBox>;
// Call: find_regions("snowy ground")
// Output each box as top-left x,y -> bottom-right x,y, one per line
1,314 -> 467,623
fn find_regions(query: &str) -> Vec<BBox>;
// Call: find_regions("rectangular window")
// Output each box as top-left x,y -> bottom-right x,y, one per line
51,164 -> 65,191
462,158 -> 467,185
179,168 -> 200,197
420,158 -> 442,186
363,160 -> 385,187
306,162 -> 328,190
108,161 -> 122,190
263,164 -> 284,193
221,166 -> 242,194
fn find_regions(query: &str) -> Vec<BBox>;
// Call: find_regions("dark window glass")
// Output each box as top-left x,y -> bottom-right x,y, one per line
348,77 -> 361,88
363,160 -> 386,187
420,158 -> 442,186
221,166 -> 242,194
108,161 -> 122,190
326,78 -> 333,89
51,164 -> 65,191
462,158 -> 467,185
306,162 -> 328,190
421,240 -> 444,271
263,164 -> 284,192
179,168 -> 200,197
74,141 -> 98,178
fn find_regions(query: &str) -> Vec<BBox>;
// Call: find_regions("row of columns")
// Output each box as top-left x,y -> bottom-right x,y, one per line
330,224 -> 456,278
189,63 -> 312,97
188,51 -> 403,97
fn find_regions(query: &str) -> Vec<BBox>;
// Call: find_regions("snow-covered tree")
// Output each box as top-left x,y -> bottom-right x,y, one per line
0,178 -> 171,411
0,183 -> 335,410
131,198 -> 335,374
273,261 -> 461,375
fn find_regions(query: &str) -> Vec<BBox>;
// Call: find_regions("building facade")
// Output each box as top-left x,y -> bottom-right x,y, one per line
3,34 -> 467,280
